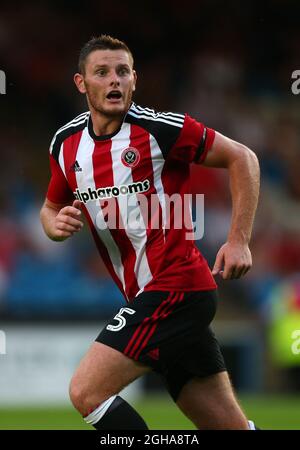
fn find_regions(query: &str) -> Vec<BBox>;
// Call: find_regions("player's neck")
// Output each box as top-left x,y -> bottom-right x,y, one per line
89,110 -> 124,137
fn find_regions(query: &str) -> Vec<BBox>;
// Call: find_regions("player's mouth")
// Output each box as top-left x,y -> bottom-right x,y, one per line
106,90 -> 123,103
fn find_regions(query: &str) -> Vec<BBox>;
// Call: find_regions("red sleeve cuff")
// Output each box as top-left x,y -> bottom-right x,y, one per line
46,154 -> 74,204
46,177 -> 74,204
195,127 -> 215,164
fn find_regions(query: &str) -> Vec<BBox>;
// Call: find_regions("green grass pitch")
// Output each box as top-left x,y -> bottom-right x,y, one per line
0,395 -> 299,430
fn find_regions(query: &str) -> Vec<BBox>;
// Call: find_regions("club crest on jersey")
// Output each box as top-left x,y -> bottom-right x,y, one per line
121,147 -> 140,168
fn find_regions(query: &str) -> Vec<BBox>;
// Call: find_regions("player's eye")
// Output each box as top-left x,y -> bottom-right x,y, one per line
119,67 -> 130,76
96,69 -> 107,76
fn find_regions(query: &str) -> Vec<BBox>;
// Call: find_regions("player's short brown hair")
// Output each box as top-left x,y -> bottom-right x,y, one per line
78,35 -> 134,74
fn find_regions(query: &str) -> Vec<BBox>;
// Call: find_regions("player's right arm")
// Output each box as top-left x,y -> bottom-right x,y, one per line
40,199 -> 83,241
41,140 -> 83,241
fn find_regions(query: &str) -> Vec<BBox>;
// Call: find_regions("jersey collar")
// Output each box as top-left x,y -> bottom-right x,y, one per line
87,103 -> 135,141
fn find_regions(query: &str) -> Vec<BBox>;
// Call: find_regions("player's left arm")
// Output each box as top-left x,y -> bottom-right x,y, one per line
202,131 -> 260,280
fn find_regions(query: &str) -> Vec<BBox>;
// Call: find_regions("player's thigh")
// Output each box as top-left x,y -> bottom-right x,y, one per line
176,371 -> 245,424
71,341 -> 150,397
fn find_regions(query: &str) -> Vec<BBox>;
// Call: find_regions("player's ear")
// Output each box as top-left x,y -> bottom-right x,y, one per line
132,70 -> 137,92
74,73 -> 86,94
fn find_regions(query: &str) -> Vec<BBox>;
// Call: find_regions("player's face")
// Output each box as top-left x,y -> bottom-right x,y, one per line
76,49 -> 136,117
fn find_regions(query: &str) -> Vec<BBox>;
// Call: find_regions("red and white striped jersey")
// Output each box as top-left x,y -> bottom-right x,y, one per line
46,102 -> 217,301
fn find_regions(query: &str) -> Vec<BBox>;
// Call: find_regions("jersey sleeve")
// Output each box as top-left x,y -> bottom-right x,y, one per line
169,114 -> 215,164
46,153 -> 74,204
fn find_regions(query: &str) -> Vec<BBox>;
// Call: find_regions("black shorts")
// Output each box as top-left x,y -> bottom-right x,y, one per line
96,289 -> 226,401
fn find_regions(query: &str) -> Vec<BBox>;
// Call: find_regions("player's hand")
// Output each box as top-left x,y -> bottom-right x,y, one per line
53,200 -> 84,240
211,241 -> 252,280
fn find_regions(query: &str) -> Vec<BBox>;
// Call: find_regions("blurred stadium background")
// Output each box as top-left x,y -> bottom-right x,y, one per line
0,0 -> 300,429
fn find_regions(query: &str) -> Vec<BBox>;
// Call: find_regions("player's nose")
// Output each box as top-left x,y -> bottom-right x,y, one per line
109,71 -> 120,86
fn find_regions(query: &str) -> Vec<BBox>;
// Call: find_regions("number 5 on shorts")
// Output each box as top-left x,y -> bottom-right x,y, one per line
106,307 -> 136,332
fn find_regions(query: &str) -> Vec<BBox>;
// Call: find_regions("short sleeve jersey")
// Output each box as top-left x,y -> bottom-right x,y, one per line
47,103 -> 217,301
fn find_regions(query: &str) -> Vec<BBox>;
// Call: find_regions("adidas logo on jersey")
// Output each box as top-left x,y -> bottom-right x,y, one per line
70,160 -> 82,172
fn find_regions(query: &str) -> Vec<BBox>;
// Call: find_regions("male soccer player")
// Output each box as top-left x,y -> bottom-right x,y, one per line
40,35 -> 260,430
